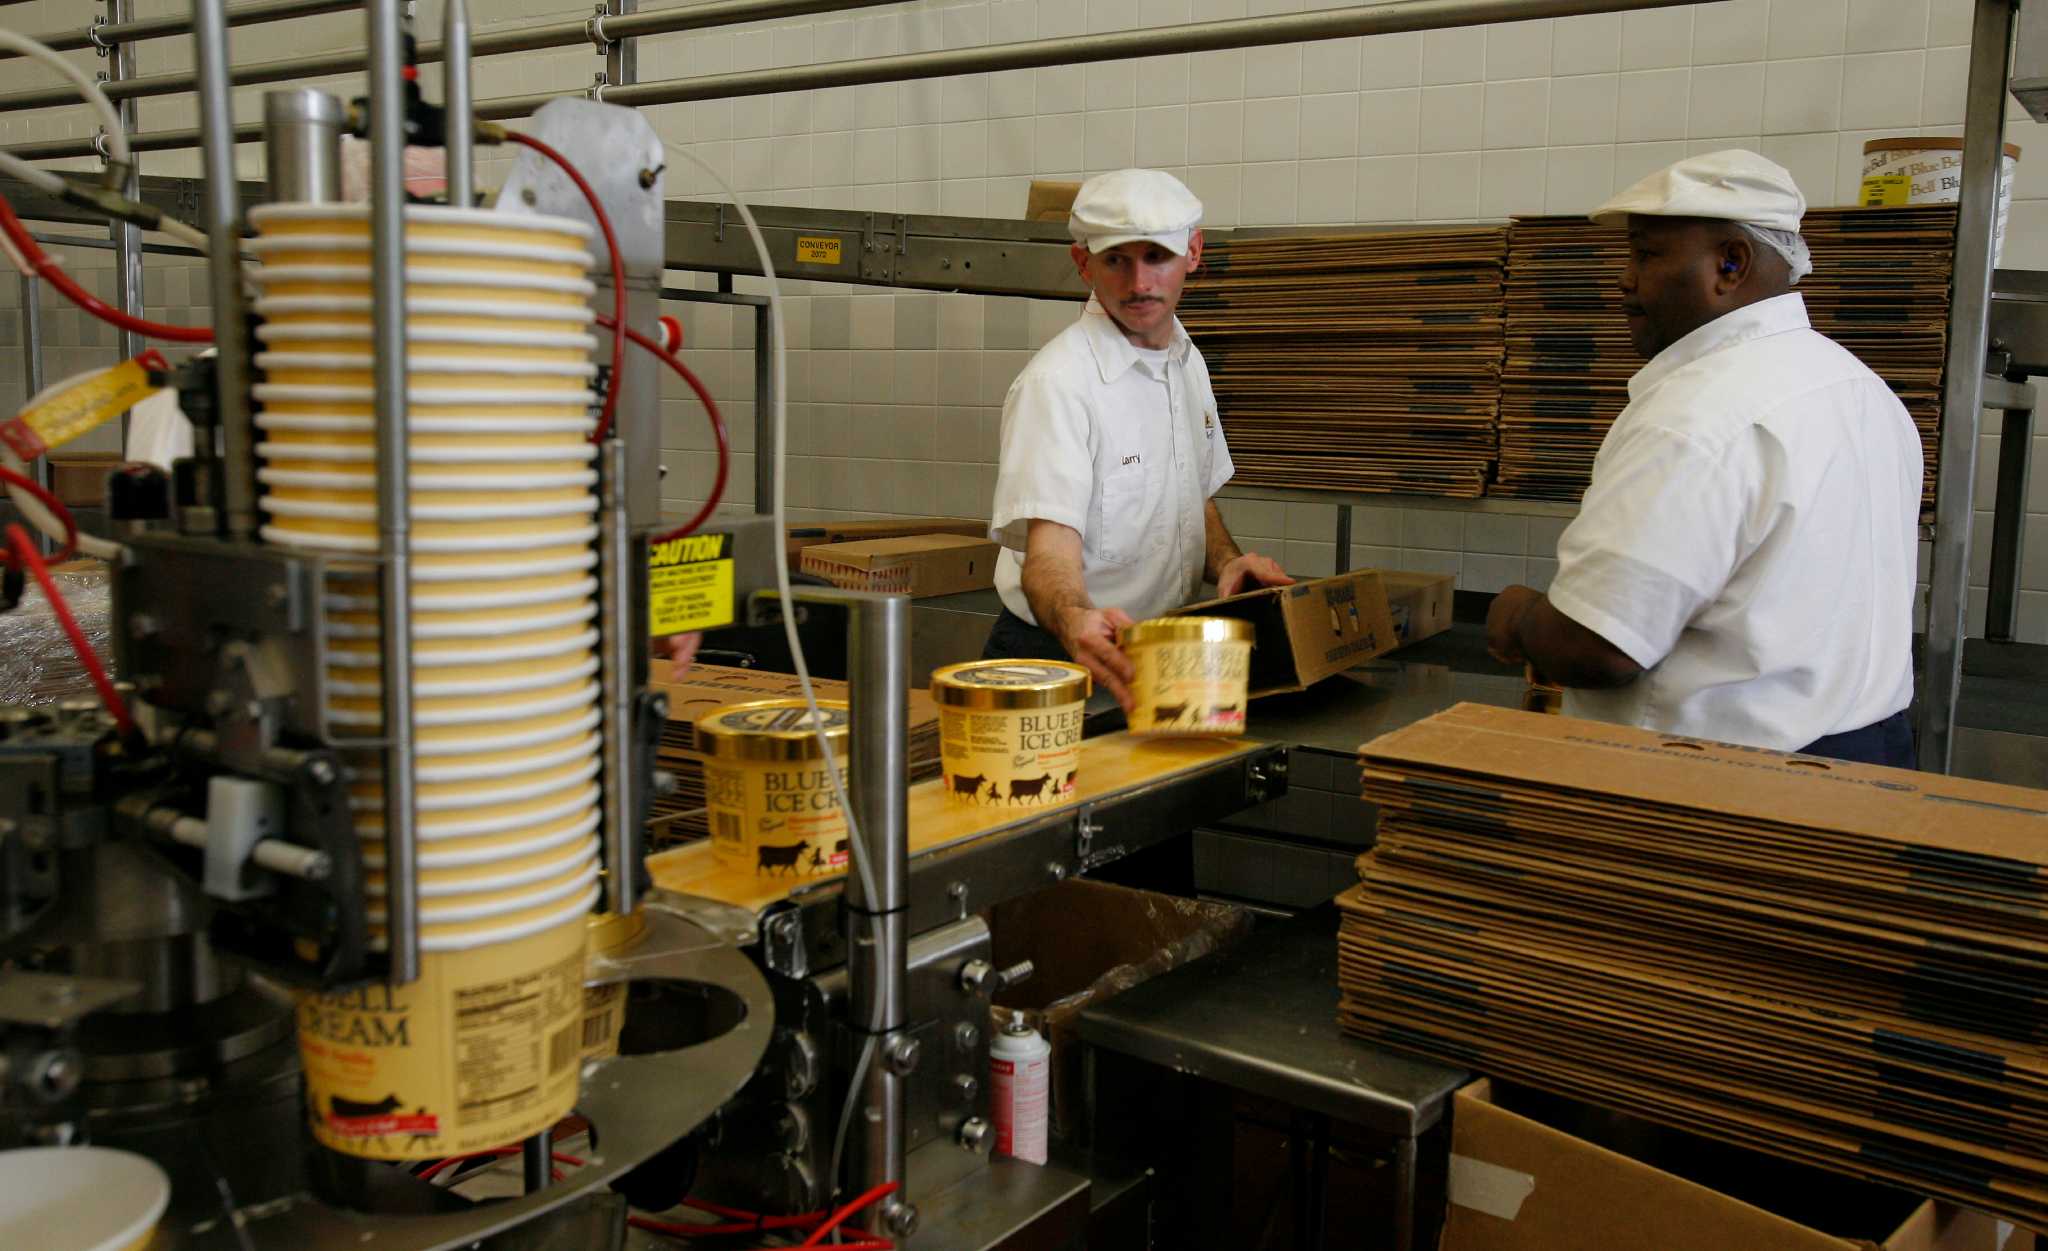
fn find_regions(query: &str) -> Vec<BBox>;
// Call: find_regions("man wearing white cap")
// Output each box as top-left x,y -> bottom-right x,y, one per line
984,168 -> 1291,711
1486,150 -> 1922,766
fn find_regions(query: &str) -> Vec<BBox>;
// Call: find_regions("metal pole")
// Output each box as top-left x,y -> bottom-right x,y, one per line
20,273 -> 51,556
1332,505 -> 1352,575
0,0 -> 357,58
367,0 -> 421,983
598,438 -> 637,917
106,0 -> 143,453
521,1133 -> 549,1193
843,590 -> 913,1240
1,0 -> 1695,153
1986,398 -> 2033,641
603,0 -> 638,91
191,0 -> 258,540
441,0 -> 473,209
262,88 -> 343,203
755,302 -> 774,517
0,0 -> 912,114
1921,0 -> 2017,773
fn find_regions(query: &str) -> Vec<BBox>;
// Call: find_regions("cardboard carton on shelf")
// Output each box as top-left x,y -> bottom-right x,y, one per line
1378,570 -> 1454,648
1444,1080 -> 2005,1251
800,533 -> 1001,599
1172,569 -> 1399,696
783,517 -> 988,571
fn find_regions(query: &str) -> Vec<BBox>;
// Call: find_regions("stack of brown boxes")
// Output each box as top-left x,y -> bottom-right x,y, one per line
1498,206 -> 1954,511
647,664 -> 941,850
1178,228 -> 1508,499
1340,703 -> 2048,1231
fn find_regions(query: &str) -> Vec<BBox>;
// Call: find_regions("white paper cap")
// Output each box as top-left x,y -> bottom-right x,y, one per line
1068,168 -> 1204,255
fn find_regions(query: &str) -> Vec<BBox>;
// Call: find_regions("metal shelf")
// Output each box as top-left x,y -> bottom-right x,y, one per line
1217,483 -> 1579,520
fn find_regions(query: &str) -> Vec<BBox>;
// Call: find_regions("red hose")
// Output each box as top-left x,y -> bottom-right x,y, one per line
0,192 -> 214,344
797,1182 -> 900,1248
0,463 -> 78,564
506,131 -> 626,444
595,315 -> 729,541
5,523 -> 133,737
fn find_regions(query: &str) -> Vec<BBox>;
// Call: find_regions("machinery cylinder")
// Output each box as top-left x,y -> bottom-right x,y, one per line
262,88 -> 344,204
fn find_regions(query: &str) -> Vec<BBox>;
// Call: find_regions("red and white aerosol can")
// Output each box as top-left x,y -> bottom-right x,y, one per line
989,1009 -> 1050,1165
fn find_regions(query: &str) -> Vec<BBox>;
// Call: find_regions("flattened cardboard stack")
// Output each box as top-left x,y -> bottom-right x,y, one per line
1178,229 -> 1507,498
1339,703 -> 2048,1232
1498,206 -> 1955,510
646,664 -> 941,850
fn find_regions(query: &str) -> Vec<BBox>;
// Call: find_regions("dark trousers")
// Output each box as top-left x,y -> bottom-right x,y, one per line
981,608 -> 1071,662
1798,708 -> 1916,769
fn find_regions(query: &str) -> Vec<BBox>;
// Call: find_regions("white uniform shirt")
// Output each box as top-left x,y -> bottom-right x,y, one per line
1549,293 -> 1921,750
990,296 -> 1235,625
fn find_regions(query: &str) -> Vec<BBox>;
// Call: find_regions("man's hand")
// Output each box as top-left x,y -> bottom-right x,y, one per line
653,631 -> 703,679
1486,585 -> 1540,666
1055,605 -> 1137,714
1216,553 -> 1293,599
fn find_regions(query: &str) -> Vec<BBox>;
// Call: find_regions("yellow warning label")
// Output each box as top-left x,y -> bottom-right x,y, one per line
795,235 -> 843,266
0,349 -> 166,461
649,531 -> 736,636
1859,174 -> 1911,208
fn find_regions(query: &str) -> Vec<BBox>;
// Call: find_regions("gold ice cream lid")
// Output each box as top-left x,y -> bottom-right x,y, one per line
930,660 -> 1091,711
1120,615 -> 1255,647
697,698 -> 850,762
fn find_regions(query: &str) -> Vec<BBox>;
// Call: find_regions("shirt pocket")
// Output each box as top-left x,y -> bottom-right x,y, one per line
1093,464 -> 1165,566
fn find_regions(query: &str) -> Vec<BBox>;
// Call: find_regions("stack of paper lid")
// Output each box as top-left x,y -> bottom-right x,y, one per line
1340,702 -> 2048,1230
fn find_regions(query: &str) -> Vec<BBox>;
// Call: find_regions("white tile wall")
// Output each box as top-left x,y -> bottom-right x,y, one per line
2,0 -> 2045,641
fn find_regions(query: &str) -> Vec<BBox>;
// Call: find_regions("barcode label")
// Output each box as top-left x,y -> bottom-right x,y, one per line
582,1012 -> 615,1050
548,1023 -> 578,1076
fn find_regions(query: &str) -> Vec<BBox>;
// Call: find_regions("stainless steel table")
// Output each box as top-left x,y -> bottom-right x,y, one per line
1078,906 -> 1466,1251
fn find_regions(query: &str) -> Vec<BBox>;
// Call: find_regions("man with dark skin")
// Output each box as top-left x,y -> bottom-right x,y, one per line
1486,150 -> 1920,765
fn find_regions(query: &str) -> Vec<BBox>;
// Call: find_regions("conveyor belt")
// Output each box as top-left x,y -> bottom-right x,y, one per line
648,732 -> 1286,960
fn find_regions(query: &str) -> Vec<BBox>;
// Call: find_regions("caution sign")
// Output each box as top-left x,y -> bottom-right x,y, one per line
649,531 -> 736,636
795,235 -> 843,266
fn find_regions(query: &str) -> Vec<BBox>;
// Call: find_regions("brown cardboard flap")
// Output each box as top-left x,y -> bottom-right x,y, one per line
783,517 -> 987,569
1361,703 -> 2048,866
1443,1081 -> 1991,1251
1175,570 -> 1398,696
1379,569 -> 1455,647
799,533 -> 999,598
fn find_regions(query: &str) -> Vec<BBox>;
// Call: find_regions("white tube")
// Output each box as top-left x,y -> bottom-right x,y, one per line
659,141 -> 880,1228
0,28 -> 130,164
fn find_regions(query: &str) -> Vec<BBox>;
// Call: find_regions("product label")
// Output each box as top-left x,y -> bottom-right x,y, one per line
707,758 -> 851,876
649,531 -> 735,636
297,919 -> 586,1161
795,235 -> 843,265
939,704 -> 1083,807
1860,173 -> 1911,207
1128,640 -> 1250,736
0,349 -> 167,461
580,981 -> 627,1062
990,1054 -> 1049,1165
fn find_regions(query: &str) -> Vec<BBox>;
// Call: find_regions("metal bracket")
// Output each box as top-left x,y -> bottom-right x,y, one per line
591,72 -> 611,102
88,16 -> 113,55
763,906 -> 809,979
714,203 -> 728,245
585,3 -> 615,51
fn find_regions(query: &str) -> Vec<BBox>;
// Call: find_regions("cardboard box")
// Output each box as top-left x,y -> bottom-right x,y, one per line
1444,1080 -> 2001,1251
1025,179 -> 1082,222
1379,569 -> 1454,647
784,517 -> 987,570
800,533 -> 1000,598
988,879 -> 1251,1141
1173,570 -> 1398,696
46,453 -> 120,506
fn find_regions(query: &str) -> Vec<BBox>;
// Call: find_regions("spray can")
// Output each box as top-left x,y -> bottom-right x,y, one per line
989,1009 -> 1050,1165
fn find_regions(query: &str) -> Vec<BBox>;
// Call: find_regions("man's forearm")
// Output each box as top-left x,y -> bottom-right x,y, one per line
1021,555 -> 1092,642
1512,594 -> 1642,689
1202,500 -> 1243,584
